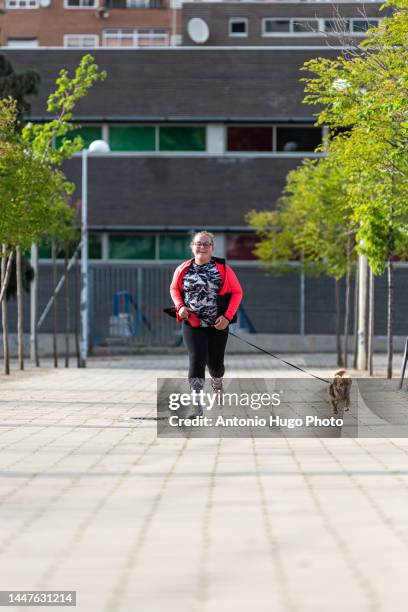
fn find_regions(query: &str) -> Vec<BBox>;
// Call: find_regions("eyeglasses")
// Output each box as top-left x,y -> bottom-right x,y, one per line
193,242 -> 213,248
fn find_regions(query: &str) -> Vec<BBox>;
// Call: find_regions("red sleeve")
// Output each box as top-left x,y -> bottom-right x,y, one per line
170,265 -> 184,311
224,266 -> 243,321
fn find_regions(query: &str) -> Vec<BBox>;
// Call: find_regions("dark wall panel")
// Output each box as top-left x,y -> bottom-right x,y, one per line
6,48 -> 338,119
63,156 -> 302,227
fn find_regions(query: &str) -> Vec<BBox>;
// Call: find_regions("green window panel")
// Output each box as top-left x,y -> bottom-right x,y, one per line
352,19 -> 379,33
38,242 -> 52,259
38,244 -> 73,260
159,126 -> 206,152
159,235 -> 191,260
57,244 -> 77,260
38,236 -> 101,260
55,126 -> 102,149
89,234 -> 102,260
109,126 -> 156,151
109,236 -> 155,260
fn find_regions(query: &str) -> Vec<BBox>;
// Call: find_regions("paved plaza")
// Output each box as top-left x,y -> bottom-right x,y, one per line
0,353 -> 408,612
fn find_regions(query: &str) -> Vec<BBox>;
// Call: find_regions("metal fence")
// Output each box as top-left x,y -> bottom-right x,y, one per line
3,261 -> 408,347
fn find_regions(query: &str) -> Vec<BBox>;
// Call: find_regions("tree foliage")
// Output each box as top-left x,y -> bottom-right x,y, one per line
250,0 -> 408,275
248,155 -> 357,279
301,0 -> 408,273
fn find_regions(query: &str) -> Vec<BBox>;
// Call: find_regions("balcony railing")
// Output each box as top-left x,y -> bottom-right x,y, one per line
108,0 -> 166,8
103,28 -> 170,46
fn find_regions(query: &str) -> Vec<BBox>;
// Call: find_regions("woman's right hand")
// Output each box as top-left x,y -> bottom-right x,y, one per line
178,306 -> 190,320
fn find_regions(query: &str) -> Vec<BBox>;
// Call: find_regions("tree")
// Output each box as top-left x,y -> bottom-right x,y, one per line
0,55 -> 40,369
22,54 -> 106,367
44,202 -> 78,368
248,155 -> 358,365
0,54 -> 107,374
0,98 -> 75,372
301,0 -> 408,377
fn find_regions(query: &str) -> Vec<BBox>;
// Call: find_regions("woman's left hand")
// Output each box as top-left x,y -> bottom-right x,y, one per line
214,315 -> 229,330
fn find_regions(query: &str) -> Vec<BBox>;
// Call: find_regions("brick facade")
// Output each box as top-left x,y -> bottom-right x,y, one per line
0,0 -> 180,47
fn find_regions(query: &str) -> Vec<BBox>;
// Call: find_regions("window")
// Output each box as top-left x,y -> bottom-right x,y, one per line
126,0 -> 149,6
103,28 -> 169,47
109,236 -> 156,260
126,0 -> 164,6
159,126 -> 206,152
137,29 -> 168,47
6,0 -> 38,7
89,235 -> 103,260
104,28 -> 134,47
159,236 -> 191,260
292,19 -> 320,33
64,0 -> 98,7
227,127 -> 273,152
226,124 -> 322,153
38,236 -> 101,260
6,38 -> 39,47
324,19 -> 351,33
226,235 -> 258,261
38,242 -> 52,260
352,19 -> 379,33
64,35 -> 99,48
276,127 -> 322,152
263,17 -> 378,37
229,18 -> 248,37
55,126 -> 102,150
263,19 -> 290,35
263,18 -> 320,36
109,126 -> 156,151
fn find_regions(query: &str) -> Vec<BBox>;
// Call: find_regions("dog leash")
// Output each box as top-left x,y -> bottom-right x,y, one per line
228,331 -> 331,384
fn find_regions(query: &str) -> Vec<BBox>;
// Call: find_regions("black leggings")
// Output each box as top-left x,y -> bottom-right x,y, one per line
182,322 -> 229,379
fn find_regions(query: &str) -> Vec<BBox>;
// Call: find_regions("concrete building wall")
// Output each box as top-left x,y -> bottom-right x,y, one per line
182,2 -> 387,47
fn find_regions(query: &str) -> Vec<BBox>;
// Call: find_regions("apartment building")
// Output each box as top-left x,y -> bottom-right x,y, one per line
0,0 -> 180,48
0,0 -> 385,48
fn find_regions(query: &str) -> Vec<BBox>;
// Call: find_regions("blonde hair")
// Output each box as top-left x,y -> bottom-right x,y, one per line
191,231 -> 215,248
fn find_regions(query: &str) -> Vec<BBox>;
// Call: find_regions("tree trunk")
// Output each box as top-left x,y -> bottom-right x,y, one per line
16,246 -> 24,370
1,245 -> 12,375
387,259 -> 394,379
30,244 -> 40,367
335,279 -> 343,367
367,267 -> 375,376
357,255 -> 368,370
343,236 -> 351,368
0,248 -> 14,306
75,257 -> 81,368
52,242 -> 58,368
352,266 -> 359,369
64,245 -> 70,368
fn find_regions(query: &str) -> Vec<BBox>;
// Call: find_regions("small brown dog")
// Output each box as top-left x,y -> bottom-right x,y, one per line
329,369 -> 352,414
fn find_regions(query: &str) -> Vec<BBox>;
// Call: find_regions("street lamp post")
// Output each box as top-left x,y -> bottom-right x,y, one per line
80,139 -> 110,367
